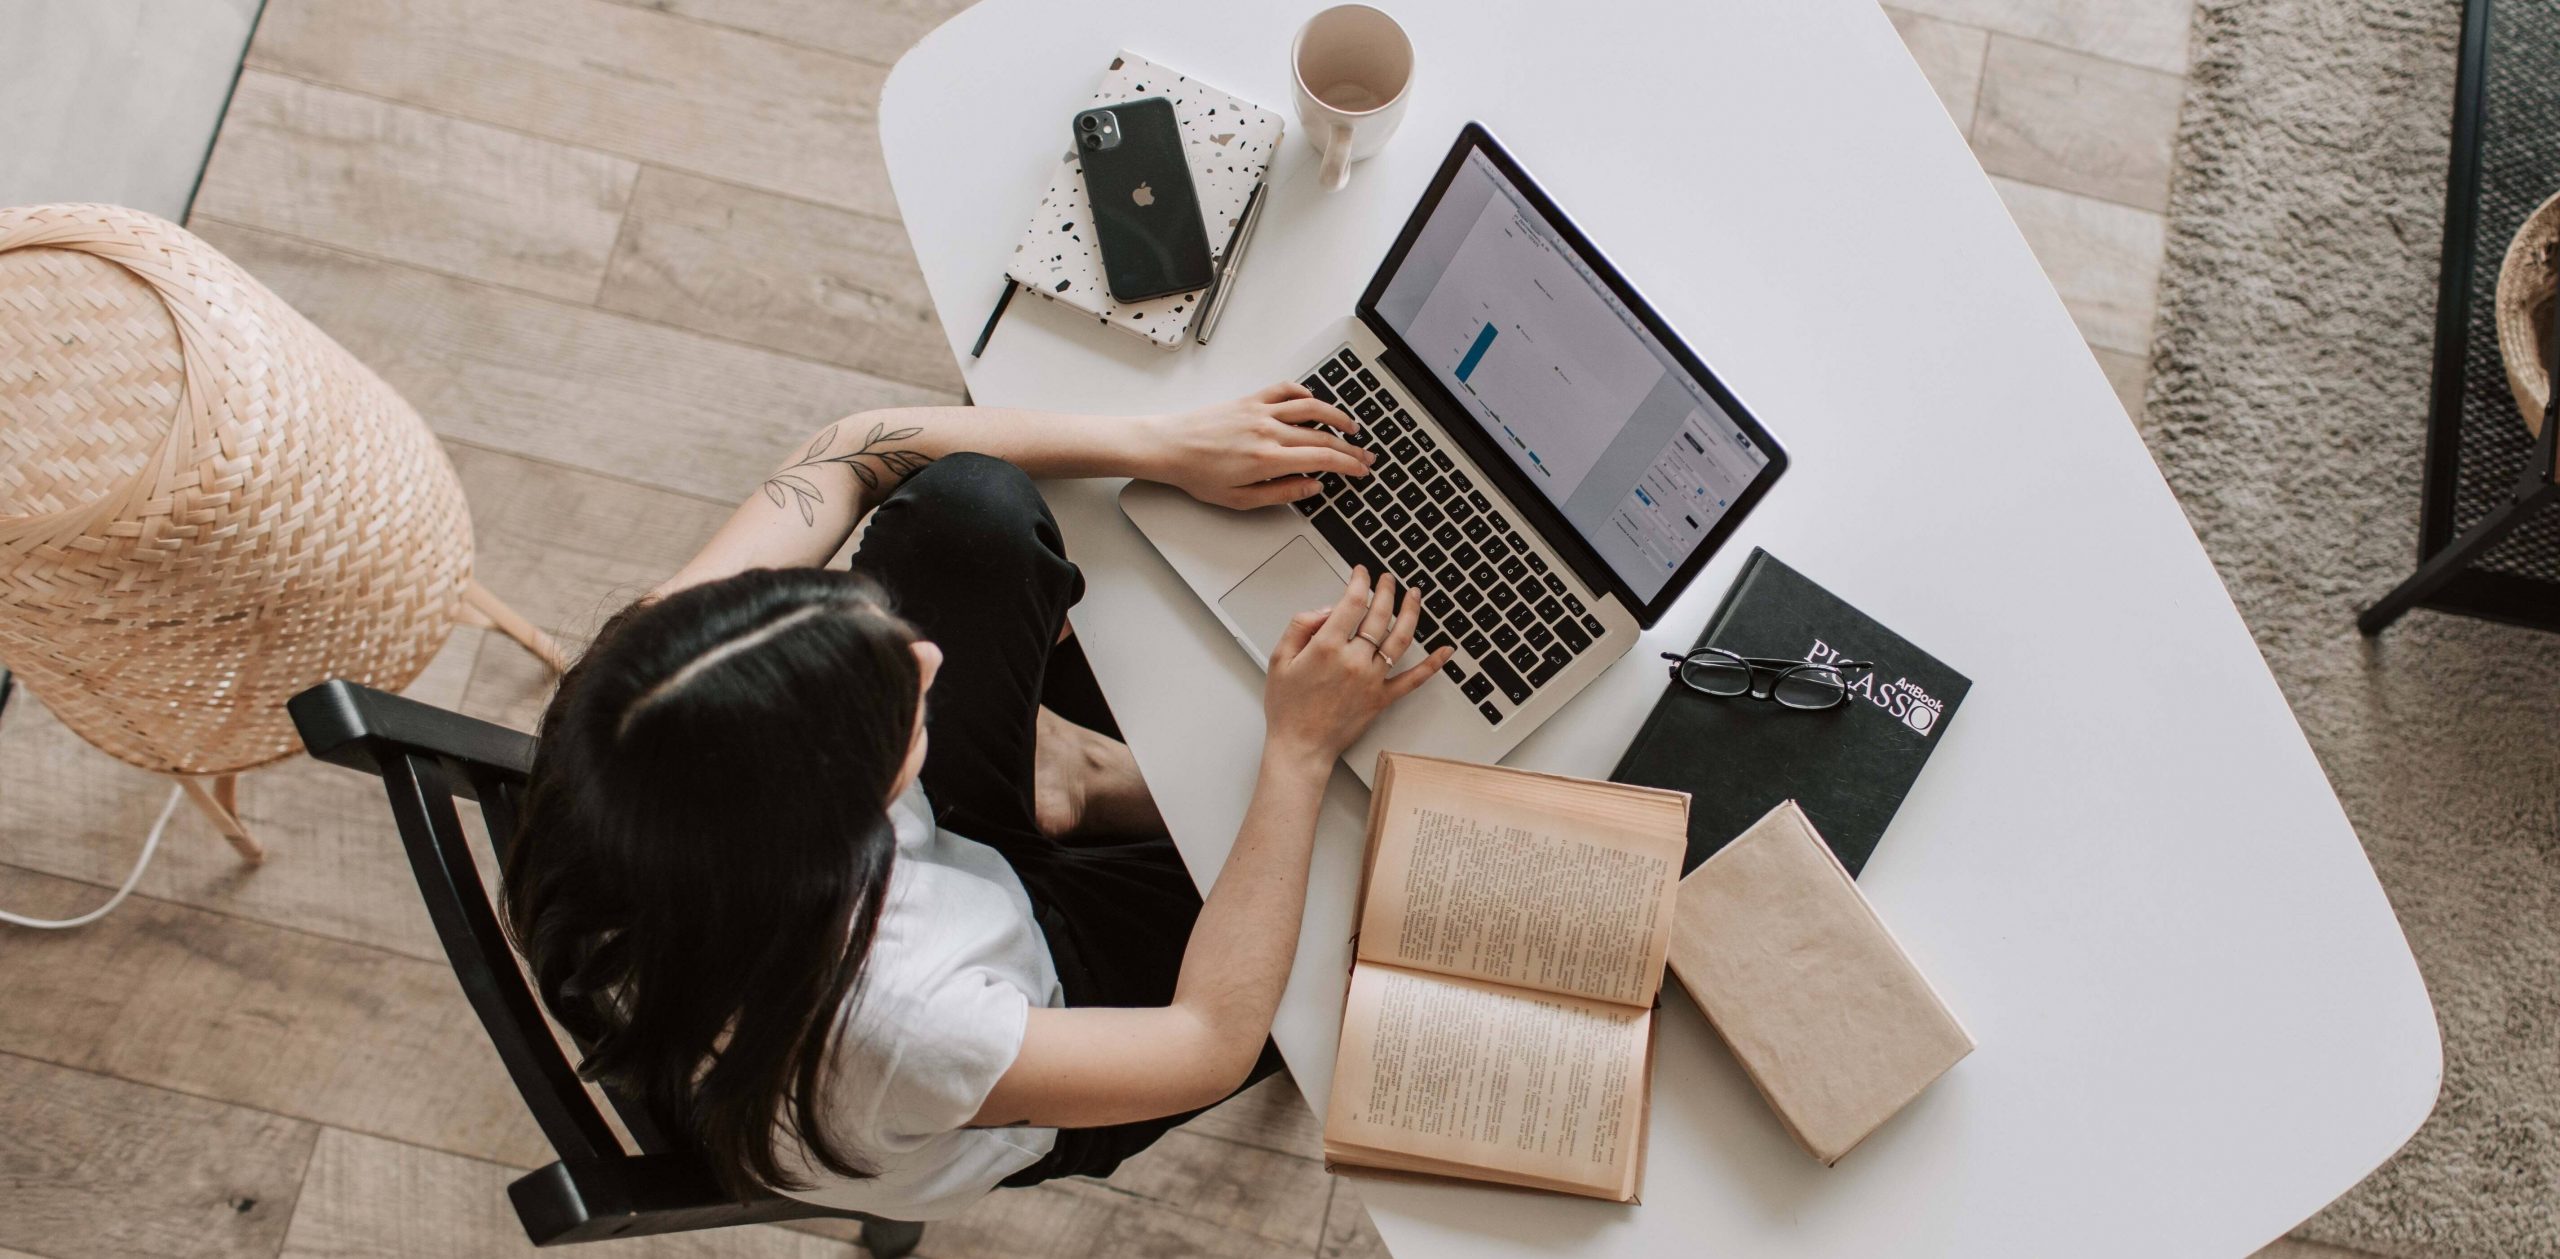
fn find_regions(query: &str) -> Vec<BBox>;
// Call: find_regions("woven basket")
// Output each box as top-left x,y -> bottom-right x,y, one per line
0,205 -> 474,782
2494,188 -> 2559,442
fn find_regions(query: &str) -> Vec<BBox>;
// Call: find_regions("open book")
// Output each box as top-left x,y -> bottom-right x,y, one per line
1322,753 -> 1689,1202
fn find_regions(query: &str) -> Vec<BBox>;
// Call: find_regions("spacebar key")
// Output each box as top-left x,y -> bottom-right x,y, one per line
1308,508 -> 1381,576
1478,652 -> 1533,705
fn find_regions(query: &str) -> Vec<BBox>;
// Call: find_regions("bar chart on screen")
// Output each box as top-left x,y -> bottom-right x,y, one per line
1455,321 -> 1498,381
1406,194 -> 1666,498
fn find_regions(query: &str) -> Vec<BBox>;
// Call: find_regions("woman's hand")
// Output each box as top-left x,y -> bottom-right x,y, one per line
1136,383 -> 1376,510
1262,568 -> 1455,768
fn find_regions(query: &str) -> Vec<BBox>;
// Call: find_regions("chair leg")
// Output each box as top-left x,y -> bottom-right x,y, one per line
858,1217 -> 924,1259
2359,481 -> 2559,634
177,774 -> 264,864
464,580 -> 571,674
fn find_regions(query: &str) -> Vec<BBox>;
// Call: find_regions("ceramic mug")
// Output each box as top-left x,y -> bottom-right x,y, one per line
1292,4 -> 1414,192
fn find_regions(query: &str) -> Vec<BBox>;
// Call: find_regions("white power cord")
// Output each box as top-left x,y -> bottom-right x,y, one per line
0,783 -> 185,930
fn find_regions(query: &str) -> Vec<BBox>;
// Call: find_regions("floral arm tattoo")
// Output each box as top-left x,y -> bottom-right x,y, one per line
761,420 -> 934,526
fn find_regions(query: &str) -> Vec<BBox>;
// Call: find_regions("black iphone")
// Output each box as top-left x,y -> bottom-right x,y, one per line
1073,98 -> 1214,303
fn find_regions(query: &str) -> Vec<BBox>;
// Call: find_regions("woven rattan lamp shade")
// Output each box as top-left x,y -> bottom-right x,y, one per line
1,205 -> 557,860
2496,188 -> 2559,445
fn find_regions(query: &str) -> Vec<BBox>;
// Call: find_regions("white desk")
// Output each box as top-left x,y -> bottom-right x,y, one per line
879,3 -> 2441,1254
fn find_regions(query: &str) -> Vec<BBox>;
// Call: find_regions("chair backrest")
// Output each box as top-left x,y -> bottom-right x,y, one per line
287,680 -> 886,1245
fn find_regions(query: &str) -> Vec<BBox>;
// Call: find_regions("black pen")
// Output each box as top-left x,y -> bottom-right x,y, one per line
970,278 -> 1017,359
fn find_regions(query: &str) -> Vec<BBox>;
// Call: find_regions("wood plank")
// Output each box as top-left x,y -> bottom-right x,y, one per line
1085,1129 -> 1328,1250
245,0 -> 898,217
194,70 -> 637,301
446,441 -> 735,640
599,167 -> 964,395
461,629 -> 567,735
186,221 -> 951,502
0,1052 -> 317,1259
279,1127 -> 854,1259
904,1174 -> 1308,1259
1178,1071 -> 1324,1160
2094,345 -> 2149,423
1973,35 -> 2185,212
787,1130 -> 1327,1258
1882,0 -> 2195,75
0,865 -> 550,1170
1990,176 -> 2164,356
0,631 -> 482,964
1884,8 -> 1989,136
1317,1176 -> 1388,1259
591,0 -> 972,67
440,438 -> 744,732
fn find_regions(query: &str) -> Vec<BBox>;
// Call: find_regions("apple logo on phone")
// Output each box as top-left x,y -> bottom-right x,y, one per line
1131,182 -> 1156,207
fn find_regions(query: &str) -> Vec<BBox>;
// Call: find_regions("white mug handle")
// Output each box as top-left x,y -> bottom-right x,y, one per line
1321,121 -> 1354,192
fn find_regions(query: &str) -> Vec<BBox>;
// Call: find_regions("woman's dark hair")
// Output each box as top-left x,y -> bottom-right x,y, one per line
501,566 -> 921,1195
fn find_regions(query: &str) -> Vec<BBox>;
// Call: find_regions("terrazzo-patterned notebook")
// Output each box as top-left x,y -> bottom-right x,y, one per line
1007,52 -> 1283,348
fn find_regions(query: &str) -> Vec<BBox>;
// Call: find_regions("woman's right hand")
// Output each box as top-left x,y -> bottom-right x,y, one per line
1262,568 -> 1455,767
1137,383 -> 1374,512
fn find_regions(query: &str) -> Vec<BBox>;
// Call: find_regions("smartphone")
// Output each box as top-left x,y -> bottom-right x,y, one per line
1073,98 -> 1214,303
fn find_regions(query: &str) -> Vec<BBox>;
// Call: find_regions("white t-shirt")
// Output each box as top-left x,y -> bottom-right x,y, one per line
773,780 -> 1064,1221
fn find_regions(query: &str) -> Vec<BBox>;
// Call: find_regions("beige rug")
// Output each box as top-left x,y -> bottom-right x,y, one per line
2150,1 -> 2560,1254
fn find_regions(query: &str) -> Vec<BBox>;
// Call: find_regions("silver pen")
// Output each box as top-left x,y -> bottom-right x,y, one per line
1194,181 -> 1269,345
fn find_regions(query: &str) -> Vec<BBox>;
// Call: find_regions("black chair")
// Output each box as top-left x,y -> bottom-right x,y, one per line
287,679 -> 923,1255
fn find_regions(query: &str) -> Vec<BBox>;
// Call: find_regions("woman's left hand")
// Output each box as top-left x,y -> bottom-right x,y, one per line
1137,383 -> 1376,510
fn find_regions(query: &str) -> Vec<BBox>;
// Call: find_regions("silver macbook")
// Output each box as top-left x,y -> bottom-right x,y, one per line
1123,124 -> 1788,782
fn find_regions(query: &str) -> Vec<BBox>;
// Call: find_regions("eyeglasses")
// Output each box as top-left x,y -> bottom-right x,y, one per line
1660,648 -> 1874,710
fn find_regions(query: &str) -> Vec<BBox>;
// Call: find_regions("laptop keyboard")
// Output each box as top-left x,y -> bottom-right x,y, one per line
1293,346 -> 1608,725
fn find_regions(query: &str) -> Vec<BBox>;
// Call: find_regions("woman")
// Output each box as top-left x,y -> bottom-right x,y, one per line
502,384 -> 1453,1221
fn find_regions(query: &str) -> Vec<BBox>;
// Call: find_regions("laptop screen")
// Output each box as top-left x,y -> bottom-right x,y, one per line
1368,144 -> 1774,604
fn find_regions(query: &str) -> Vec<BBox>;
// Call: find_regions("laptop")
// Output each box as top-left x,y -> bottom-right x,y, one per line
1122,124 -> 1788,782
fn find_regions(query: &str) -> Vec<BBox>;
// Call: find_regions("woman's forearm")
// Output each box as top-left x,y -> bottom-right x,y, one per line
656,404 -> 1155,598
655,385 -> 1366,600
1162,738 -> 1335,1081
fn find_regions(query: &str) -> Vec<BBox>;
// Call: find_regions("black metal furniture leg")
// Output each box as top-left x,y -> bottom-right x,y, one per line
2361,408 -> 2559,635
2359,486 -> 2556,633
859,1216 -> 925,1259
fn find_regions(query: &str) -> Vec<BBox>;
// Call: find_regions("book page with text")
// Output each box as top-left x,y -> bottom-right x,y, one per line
1359,756 -> 1685,1006
1324,964 -> 1648,1199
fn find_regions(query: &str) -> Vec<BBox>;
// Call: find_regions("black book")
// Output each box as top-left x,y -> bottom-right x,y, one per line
1611,549 -> 1969,876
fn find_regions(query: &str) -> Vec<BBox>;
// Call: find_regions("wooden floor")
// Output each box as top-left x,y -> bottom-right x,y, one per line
0,1 -> 2369,1256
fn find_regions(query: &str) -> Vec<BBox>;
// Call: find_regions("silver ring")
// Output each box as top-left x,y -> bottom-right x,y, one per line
1355,631 -> 1387,656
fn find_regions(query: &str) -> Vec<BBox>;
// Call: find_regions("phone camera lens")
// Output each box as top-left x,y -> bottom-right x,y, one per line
1079,133 -> 1100,150
1078,115 -> 1100,132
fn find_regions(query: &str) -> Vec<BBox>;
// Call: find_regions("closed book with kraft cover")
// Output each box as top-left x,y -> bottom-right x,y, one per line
1611,548 -> 1969,876
1667,800 -> 1972,1165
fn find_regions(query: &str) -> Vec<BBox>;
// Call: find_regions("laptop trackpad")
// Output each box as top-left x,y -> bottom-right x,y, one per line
1218,537 -> 1345,659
